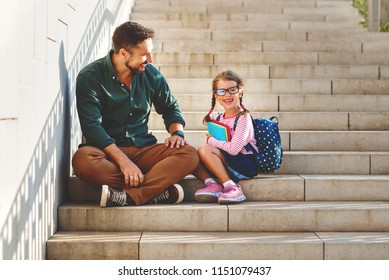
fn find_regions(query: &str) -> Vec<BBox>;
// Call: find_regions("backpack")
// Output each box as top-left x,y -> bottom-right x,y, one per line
217,114 -> 283,173
249,116 -> 283,173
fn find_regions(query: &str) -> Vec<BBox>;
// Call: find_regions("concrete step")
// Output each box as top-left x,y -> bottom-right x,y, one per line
264,40 -> 358,53
173,94 -> 389,112
57,201 -> 389,232
156,40 -> 265,52
157,64 -> 381,79
134,19 -> 360,31
68,174 -> 389,203
290,21 -> 360,31
278,151 -> 389,175
156,40 -> 389,54
134,0 -> 357,8
282,6 -> 360,17
152,130 -> 389,151
131,6 -> 287,14
136,19 -> 290,30
131,12 -> 354,22
132,3 -> 358,16
268,65 -> 381,79
133,0 -> 318,8
157,30 -> 309,41
46,231 -> 389,260
263,40 -> 389,54
167,78 -> 389,95
381,66 -> 389,79
153,51 -> 389,65
289,131 -> 389,151
153,30 -> 387,43
69,174 -> 389,201
149,111 -> 389,131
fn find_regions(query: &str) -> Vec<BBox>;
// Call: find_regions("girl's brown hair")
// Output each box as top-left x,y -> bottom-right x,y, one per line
203,70 -> 249,124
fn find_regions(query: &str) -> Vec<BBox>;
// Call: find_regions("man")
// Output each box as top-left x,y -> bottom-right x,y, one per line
72,21 -> 200,207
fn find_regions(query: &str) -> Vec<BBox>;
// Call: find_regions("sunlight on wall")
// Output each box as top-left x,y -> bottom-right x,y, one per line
0,0 -> 133,260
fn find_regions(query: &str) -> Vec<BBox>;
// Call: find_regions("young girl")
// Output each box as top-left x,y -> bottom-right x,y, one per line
195,70 -> 258,204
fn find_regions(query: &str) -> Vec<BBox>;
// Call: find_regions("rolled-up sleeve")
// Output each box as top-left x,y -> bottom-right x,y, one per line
150,68 -> 185,131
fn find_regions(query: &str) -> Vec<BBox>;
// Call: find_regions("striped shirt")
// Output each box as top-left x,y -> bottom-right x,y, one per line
208,113 -> 258,155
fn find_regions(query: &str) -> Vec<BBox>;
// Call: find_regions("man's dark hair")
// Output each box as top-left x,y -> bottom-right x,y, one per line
112,21 -> 155,53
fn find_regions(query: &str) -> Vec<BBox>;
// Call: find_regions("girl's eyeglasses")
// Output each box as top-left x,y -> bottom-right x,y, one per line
213,86 -> 240,96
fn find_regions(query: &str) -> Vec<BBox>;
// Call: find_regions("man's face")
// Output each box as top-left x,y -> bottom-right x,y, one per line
125,38 -> 153,75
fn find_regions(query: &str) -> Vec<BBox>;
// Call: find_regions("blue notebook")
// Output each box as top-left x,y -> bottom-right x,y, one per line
207,120 -> 231,141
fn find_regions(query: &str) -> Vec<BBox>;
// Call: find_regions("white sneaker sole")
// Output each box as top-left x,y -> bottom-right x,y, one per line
100,185 -> 109,207
218,194 -> 246,204
195,192 -> 221,203
173,183 -> 184,204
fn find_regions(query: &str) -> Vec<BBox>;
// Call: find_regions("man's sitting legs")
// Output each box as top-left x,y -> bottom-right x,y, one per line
72,144 -> 199,206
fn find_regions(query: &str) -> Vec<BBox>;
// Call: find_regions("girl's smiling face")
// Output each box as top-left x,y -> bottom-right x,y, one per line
214,79 -> 243,115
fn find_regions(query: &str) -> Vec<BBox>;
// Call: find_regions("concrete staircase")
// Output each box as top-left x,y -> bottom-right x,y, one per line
46,0 -> 389,259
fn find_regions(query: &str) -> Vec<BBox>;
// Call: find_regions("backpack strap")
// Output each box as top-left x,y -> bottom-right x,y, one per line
216,113 -> 241,129
269,116 -> 279,124
217,113 -> 254,152
233,114 -> 240,131
243,115 -> 255,153
233,114 -> 256,154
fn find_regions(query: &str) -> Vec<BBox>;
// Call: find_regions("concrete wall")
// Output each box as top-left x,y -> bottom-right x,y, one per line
0,0 -> 134,260
368,0 -> 389,30
382,0 -> 389,24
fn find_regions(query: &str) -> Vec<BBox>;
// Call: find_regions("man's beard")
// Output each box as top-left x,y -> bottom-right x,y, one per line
125,61 -> 147,75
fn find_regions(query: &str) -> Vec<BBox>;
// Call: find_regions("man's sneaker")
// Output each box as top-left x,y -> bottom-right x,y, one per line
195,181 -> 223,202
100,185 -> 128,207
153,184 -> 184,204
218,184 -> 246,204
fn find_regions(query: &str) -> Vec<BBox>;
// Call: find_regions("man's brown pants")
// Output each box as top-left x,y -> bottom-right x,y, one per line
72,144 -> 199,205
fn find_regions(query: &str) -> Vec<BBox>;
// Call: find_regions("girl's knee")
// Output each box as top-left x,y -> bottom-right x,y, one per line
198,144 -> 216,159
198,145 -> 207,159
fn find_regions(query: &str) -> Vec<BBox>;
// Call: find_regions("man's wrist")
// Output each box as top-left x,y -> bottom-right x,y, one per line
171,130 -> 185,139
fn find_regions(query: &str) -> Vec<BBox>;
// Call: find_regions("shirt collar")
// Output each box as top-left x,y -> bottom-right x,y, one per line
106,49 -> 119,81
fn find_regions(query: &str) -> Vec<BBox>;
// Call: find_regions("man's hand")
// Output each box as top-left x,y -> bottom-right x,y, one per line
165,135 -> 188,148
167,123 -> 187,148
103,143 -> 144,187
164,135 -> 187,148
119,158 -> 144,187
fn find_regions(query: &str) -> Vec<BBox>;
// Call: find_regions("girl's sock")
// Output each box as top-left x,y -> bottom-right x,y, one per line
222,180 -> 236,187
205,178 -> 217,184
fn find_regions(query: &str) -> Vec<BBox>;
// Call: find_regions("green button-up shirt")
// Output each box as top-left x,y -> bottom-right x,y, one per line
76,50 -> 185,149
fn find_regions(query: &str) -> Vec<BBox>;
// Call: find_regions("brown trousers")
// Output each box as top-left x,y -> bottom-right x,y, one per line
72,144 -> 199,205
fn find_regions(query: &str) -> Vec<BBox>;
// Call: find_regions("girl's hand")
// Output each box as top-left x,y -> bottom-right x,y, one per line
205,133 -> 213,143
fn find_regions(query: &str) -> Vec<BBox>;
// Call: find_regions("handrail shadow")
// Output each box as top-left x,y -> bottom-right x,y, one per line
0,0 -> 124,259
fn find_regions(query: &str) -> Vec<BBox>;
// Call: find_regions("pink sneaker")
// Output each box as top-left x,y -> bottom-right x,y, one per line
195,182 -> 223,202
218,184 -> 246,204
